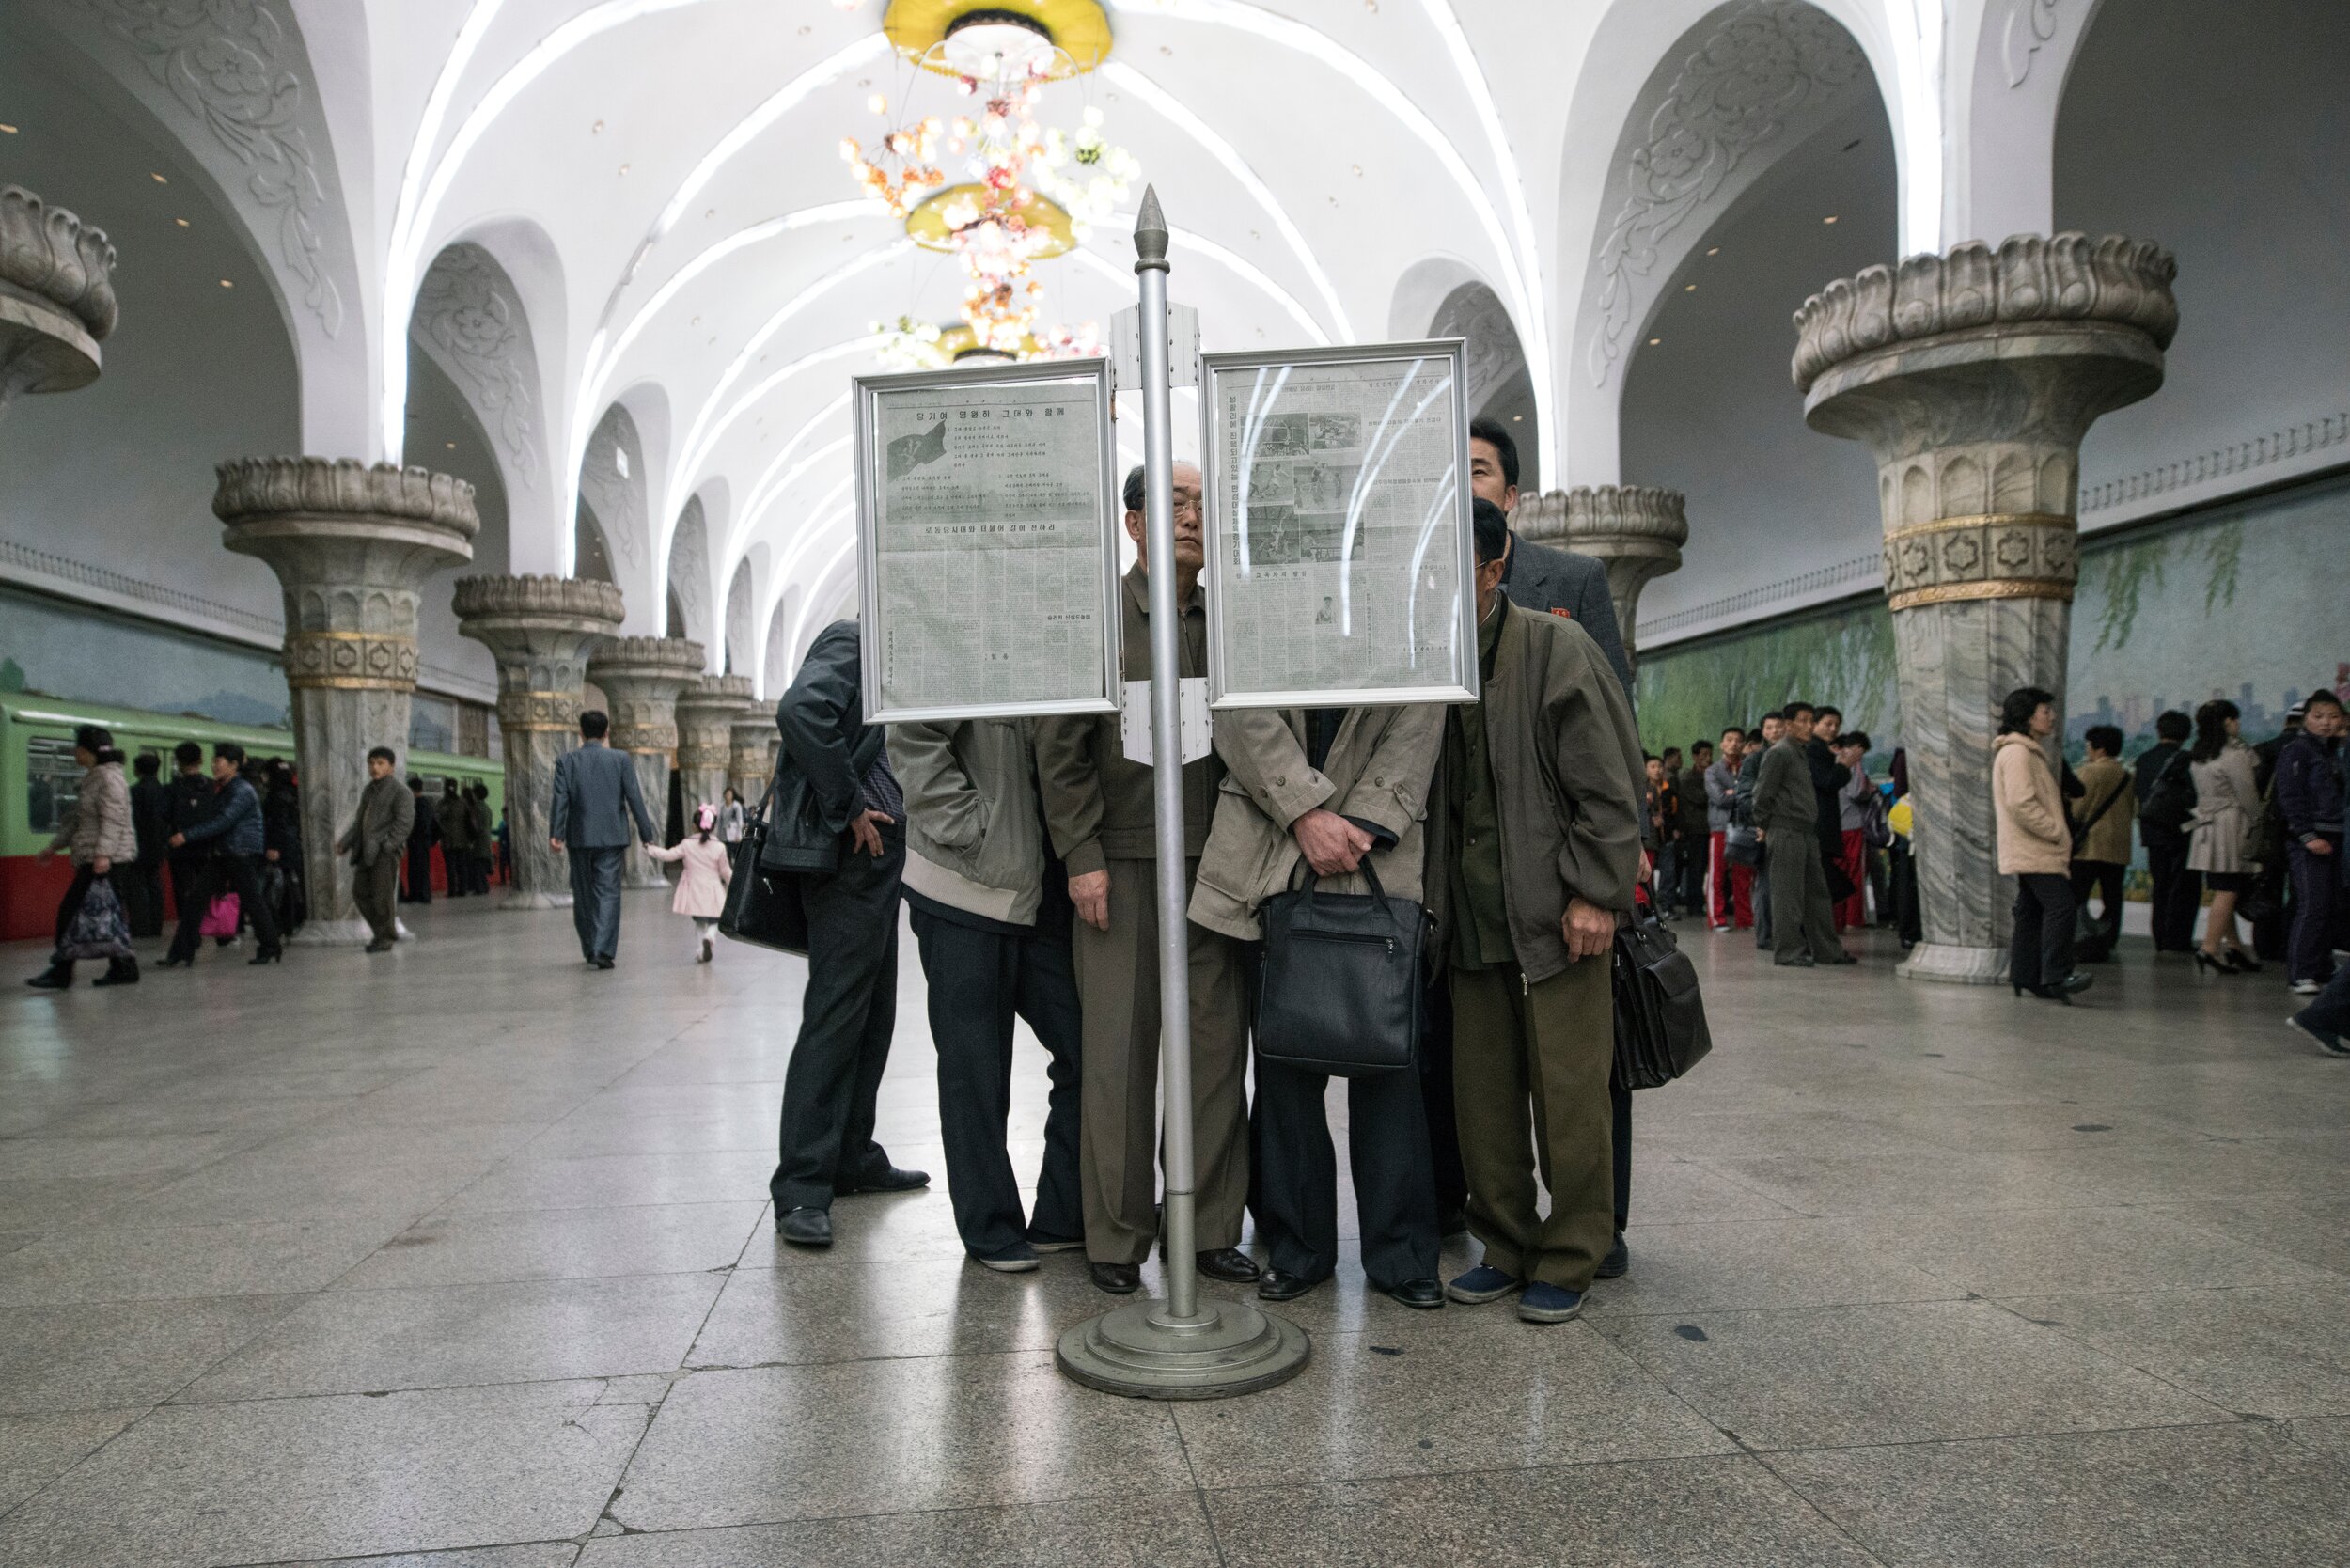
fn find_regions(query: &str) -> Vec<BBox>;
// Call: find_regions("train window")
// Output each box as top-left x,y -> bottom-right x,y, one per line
27,737 -> 81,836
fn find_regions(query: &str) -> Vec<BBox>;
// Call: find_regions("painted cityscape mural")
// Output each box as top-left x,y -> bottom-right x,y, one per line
1637,475 -> 2350,770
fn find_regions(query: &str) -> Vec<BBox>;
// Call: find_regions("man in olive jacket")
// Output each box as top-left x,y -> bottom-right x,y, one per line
340,745 -> 415,953
1189,701 -> 1447,1309
1425,499 -> 1645,1325
1754,702 -> 1843,965
888,716 -> 1083,1272
1035,463 -> 1258,1296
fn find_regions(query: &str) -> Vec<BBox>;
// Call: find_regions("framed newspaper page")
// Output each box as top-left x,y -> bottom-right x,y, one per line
1199,340 -> 1479,711
853,356 -> 1122,725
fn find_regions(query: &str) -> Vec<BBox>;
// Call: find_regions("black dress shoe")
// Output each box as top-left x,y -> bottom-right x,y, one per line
776,1206 -> 832,1247
24,967 -> 70,990
1384,1278 -> 1445,1309
1196,1247 -> 1260,1283
1090,1262 -> 1141,1294
838,1165 -> 930,1195
1256,1268 -> 1321,1302
1596,1232 -> 1630,1279
248,949 -> 282,965
591,956 -> 615,970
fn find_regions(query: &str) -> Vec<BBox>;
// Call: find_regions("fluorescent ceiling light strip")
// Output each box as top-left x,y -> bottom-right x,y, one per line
732,431 -> 851,568
788,525 -> 860,655
1098,61 -> 1352,340
383,0 -> 709,457
760,472 -> 857,606
1089,222 -> 1327,345
1106,1 -> 1547,472
676,334 -> 873,541
1888,0 -> 1947,254
384,0 -> 508,458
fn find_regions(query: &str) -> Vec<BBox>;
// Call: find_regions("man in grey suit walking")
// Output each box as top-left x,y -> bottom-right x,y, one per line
549,709 -> 658,969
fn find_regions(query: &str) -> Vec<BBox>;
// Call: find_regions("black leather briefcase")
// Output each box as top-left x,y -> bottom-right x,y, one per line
719,783 -> 811,955
1253,861 -> 1425,1078
1610,917 -> 1713,1090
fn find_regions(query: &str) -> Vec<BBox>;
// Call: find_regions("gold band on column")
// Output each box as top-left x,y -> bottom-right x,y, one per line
1883,510 -> 2077,612
1887,578 -> 2076,613
283,629 -> 419,690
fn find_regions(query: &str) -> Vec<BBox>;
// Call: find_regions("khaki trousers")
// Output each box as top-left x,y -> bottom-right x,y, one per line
353,855 -> 400,944
1073,856 -> 1251,1264
1766,831 -> 1839,962
1450,957 -> 1614,1291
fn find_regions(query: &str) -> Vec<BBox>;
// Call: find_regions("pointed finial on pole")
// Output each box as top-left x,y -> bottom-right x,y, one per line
1134,184 -> 1169,273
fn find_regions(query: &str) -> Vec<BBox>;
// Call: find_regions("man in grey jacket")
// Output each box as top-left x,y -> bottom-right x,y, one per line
340,745 -> 415,954
1754,703 -> 1843,966
549,709 -> 658,969
889,717 -> 1083,1272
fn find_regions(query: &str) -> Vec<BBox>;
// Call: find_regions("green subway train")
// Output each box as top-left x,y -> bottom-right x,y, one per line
0,694 -> 502,942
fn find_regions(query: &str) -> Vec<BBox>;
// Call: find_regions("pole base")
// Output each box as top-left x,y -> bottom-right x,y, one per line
1056,1295 -> 1310,1401
1896,941 -> 2009,984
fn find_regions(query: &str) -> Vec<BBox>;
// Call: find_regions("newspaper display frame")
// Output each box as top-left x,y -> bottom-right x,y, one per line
1198,339 -> 1480,712
853,356 -> 1124,726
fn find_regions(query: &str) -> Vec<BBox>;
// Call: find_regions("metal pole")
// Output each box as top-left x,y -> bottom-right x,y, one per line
1134,189 -> 1201,1325
1055,189 -> 1308,1398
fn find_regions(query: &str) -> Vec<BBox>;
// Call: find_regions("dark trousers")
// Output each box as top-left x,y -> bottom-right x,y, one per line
1610,1076 -> 1632,1236
1768,830 -> 1838,961
166,854 -> 278,962
2070,858 -> 2126,958
49,863 -> 139,980
1751,840 -> 1774,948
469,854 -> 494,896
354,855 -> 400,945
1889,837 -> 1922,946
2010,871 -> 2076,989
2295,964 -> 2350,1038
126,855 -> 165,938
770,835 -> 905,1213
1674,839 -> 1704,916
2144,833 -> 2198,949
1418,973 -> 1468,1219
166,852 -> 206,923
2287,837 -> 2342,984
908,904 -> 1083,1259
402,840 -> 433,902
1253,1055 -> 1440,1289
567,846 -> 626,960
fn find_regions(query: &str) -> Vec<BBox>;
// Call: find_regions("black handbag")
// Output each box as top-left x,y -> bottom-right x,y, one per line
1253,860 -> 1425,1078
718,780 -> 811,955
758,760 -> 842,876
1611,917 -> 1713,1090
2138,752 -> 2196,831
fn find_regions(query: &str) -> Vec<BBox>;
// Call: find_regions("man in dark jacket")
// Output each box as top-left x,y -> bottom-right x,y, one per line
1737,715 -> 1781,948
340,746 -> 416,953
549,710 -> 657,968
1427,499 -> 1644,1324
2277,689 -> 2345,993
1756,704 -> 1843,966
1676,741 -> 1714,918
128,752 -> 171,937
163,739 -> 212,925
2134,710 -> 2198,951
1808,706 -> 1855,926
436,779 -> 475,898
401,776 -> 437,902
769,620 -> 929,1250
164,742 -> 280,966
465,784 -> 495,894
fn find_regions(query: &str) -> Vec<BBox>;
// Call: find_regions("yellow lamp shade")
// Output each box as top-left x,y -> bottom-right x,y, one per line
884,0 -> 1113,80
904,183 -> 1077,258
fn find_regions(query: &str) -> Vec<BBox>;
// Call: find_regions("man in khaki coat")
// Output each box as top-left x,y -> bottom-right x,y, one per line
1425,499 -> 1645,1325
340,746 -> 415,953
1190,702 -> 1447,1308
1035,463 -> 1260,1296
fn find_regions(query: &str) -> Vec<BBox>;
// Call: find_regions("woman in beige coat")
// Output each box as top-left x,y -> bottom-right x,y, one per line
1992,687 -> 2090,1002
26,724 -> 141,990
2186,698 -> 2262,974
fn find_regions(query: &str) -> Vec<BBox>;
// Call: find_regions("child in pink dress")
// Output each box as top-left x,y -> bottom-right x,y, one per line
645,804 -> 734,963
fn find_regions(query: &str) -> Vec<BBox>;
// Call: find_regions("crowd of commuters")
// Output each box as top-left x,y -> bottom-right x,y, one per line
743,425 -> 1647,1325
25,725 -> 509,988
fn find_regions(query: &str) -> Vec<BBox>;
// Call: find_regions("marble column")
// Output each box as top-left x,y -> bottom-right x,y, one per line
1512,485 -> 1687,669
1795,233 -> 2177,984
674,674 -> 752,820
586,636 -> 706,888
0,185 -> 117,418
215,459 -> 478,944
728,712 -> 778,805
453,575 -> 626,909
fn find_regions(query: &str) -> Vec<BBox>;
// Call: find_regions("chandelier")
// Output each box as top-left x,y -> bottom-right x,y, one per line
844,3 -> 1134,366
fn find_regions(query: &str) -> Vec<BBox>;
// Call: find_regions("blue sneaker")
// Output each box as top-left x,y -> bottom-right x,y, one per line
1517,1282 -> 1584,1323
1446,1265 -> 1520,1305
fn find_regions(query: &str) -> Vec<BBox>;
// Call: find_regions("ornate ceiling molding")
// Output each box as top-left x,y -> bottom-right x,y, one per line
666,494 -> 711,644
1431,281 -> 1525,414
578,405 -> 647,574
67,0 -> 342,337
2001,0 -> 2064,88
412,243 -> 540,488
1584,0 -> 1866,391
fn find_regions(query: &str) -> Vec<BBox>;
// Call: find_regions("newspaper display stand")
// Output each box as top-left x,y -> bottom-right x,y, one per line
853,356 -> 1123,725
1198,341 -> 1480,713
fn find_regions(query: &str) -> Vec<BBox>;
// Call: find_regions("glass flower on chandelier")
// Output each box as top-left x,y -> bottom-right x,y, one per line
843,73 -> 1135,366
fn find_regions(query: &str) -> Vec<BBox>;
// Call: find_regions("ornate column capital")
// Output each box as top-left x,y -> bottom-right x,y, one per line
453,574 -> 626,731
587,635 -> 706,755
1512,485 -> 1687,659
1,185 -> 119,407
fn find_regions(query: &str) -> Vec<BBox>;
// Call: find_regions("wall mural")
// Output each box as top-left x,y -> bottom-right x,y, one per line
0,584 -> 289,727
1637,475 -> 2350,770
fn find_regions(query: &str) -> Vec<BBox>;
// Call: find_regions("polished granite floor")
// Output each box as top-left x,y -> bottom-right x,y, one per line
2,891 -> 2347,1567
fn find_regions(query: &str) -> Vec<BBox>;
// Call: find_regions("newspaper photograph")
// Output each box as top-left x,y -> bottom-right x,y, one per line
856,362 -> 1120,722
1202,344 -> 1477,709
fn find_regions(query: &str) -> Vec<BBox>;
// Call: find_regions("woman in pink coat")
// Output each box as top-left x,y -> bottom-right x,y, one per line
645,805 -> 734,963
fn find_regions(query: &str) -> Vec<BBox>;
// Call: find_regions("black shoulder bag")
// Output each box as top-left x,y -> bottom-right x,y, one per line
1611,916 -> 1714,1090
1253,860 -> 1426,1077
2138,751 -> 2197,832
718,776 -> 811,955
